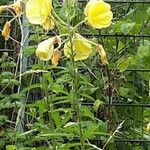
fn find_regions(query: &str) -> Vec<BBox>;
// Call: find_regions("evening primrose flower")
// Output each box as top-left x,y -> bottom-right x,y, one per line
2,21 -> 11,41
84,0 -> 113,29
26,0 -> 52,24
36,38 -> 54,61
64,34 -> 92,61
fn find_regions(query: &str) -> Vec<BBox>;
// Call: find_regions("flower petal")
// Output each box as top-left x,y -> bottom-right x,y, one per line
64,34 -> 92,61
26,0 -> 52,24
84,0 -> 113,29
36,38 -> 54,61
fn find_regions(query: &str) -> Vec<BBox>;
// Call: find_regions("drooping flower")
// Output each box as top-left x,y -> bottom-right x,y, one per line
2,21 -> 11,41
26,0 -> 52,24
36,36 -> 61,61
64,34 -> 92,61
41,17 -> 55,31
84,0 -> 113,29
36,38 -> 54,61
96,45 -> 108,65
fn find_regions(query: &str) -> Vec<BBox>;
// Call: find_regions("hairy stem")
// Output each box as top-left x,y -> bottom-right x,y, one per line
66,7 -> 85,150
43,63 -> 56,150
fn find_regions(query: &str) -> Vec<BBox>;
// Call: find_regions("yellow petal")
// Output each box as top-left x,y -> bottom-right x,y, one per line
51,49 -> 61,66
84,0 -> 97,16
26,0 -> 52,24
41,17 -> 55,31
84,0 -> 113,29
64,34 -> 92,61
147,122 -> 150,134
97,45 -> 108,65
0,6 -> 5,13
36,38 -> 54,61
2,21 -> 11,41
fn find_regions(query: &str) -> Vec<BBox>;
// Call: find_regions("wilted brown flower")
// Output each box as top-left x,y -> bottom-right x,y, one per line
51,49 -> 61,66
12,2 -> 22,16
2,21 -> 11,41
96,45 -> 108,65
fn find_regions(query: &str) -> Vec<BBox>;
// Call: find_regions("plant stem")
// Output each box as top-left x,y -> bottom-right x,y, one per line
43,63 -> 56,150
66,9 -> 85,150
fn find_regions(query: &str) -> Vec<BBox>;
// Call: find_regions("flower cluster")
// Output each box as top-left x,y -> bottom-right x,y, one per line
0,0 -> 113,66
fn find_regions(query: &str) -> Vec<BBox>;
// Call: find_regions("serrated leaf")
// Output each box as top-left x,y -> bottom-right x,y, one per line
121,22 -> 135,35
24,46 -> 36,57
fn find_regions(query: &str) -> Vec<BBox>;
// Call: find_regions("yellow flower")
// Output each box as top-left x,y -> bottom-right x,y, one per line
146,122 -> 150,134
36,38 -> 54,61
26,0 -> 52,24
84,0 -> 113,29
51,49 -> 61,66
64,34 -> 92,61
2,21 -> 11,41
96,45 -> 108,65
41,17 -> 55,31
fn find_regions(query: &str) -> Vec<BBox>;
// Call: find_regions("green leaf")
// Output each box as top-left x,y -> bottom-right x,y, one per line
137,45 -> 150,59
21,84 -> 42,94
1,79 -> 20,86
121,22 -> 135,35
24,46 -> 36,57
6,145 -> 17,150
0,72 -> 13,79
51,111 -> 61,128
117,41 -> 125,53
117,56 -> 136,72
119,87 -> 130,97
147,7 -> 150,16
93,100 -> 103,112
